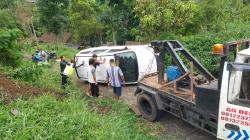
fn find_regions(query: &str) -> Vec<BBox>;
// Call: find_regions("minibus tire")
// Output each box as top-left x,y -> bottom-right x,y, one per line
137,93 -> 158,121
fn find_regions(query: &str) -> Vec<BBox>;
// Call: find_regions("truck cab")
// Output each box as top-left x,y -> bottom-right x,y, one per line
217,48 -> 250,139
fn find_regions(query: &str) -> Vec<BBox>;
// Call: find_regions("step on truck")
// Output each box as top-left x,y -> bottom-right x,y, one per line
135,40 -> 250,139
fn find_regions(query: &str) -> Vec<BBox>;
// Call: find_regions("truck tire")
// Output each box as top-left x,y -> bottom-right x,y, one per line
137,93 -> 159,121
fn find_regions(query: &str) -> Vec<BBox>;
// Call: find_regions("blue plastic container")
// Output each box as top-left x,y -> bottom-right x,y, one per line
166,66 -> 181,82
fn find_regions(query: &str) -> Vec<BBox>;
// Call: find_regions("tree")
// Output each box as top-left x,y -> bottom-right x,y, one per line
0,9 -> 22,67
134,0 -> 198,42
0,0 -> 15,9
69,0 -> 103,46
197,0 -> 250,32
0,9 -> 21,29
98,0 -> 138,45
36,0 -> 69,35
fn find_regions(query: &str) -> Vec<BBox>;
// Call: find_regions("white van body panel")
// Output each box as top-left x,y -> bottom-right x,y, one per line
74,45 -> 157,84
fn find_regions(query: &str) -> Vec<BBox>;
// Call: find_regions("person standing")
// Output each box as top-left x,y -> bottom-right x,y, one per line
106,59 -> 125,100
60,56 -> 70,89
88,58 -> 99,97
92,54 -> 106,68
87,54 -> 105,96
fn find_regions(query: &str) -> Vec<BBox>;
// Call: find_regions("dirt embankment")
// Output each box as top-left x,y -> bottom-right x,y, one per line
0,74 -> 62,103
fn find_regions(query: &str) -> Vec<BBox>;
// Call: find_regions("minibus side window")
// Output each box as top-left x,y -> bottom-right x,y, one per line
91,49 -> 107,54
228,58 -> 250,107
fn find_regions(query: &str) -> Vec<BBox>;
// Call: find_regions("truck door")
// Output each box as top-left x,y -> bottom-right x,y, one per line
217,62 -> 250,140
115,51 -> 139,83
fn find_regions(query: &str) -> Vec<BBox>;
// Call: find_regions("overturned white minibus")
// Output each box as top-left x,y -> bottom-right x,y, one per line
74,45 -> 157,84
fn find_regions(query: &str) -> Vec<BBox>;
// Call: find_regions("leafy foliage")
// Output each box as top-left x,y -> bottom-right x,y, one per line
7,62 -> 44,84
196,0 -> 250,32
134,0 -> 197,42
0,0 -> 15,9
179,21 -> 250,76
70,0 -> 103,46
36,0 -> 69,35
0,9 -> 20,29
0,8 -> 23,67
0,29 -> 22,67
98,0 -> 138,45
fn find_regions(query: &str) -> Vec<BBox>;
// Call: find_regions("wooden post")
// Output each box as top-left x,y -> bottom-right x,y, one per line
190,62 -> 194,101
236,43 -> 240,53
173,81 -> 177,94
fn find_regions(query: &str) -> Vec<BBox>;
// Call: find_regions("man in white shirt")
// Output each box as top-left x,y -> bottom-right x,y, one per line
88,58 -> 99,97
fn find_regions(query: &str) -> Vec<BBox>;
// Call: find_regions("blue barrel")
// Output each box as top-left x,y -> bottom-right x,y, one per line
166,66 -> 181,82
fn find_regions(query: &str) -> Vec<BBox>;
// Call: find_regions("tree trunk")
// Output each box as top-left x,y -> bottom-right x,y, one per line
112,28 -> 117,46
30,17 -> 39,46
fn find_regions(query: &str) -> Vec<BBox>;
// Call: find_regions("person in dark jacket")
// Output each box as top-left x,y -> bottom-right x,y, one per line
60,56 -> 70,89
92,54 -> 106,68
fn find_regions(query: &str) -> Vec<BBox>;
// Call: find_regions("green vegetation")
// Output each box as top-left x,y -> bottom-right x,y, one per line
0,28 -> 22,67
10,43 -> 78,90
0,8 -> 22,67
0,44 -> 163,139
179,20 -> 250,76
0,95 -> 160,139
31,0 -> 250,75
70,0 -> 103,46
36,0 -> 69,35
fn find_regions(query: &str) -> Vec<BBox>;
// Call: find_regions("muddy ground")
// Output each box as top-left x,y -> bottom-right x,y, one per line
0,74 -> 64,103
80,82 -> 215,140
0,74 -> 43,103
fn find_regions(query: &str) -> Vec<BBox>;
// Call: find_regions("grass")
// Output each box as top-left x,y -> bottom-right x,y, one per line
0,95 -> 160,140
0,43 -> 163,140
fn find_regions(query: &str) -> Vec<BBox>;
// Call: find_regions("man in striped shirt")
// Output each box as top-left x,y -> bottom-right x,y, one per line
106,59 -> 125,100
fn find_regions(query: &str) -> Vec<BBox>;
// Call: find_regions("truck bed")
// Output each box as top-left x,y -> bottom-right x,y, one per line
138,73 -> 219,136
140,74 -> 195,102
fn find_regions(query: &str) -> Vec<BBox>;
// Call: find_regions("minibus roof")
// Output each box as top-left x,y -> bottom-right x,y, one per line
76,45 -> 150,56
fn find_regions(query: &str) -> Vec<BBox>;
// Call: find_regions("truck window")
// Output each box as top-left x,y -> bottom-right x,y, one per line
228,58 -> 250,107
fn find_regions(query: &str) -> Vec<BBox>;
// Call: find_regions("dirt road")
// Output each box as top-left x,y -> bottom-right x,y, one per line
80,82 -> 215,140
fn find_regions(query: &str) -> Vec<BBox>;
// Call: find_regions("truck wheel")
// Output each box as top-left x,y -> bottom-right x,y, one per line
137,93 -> 158,121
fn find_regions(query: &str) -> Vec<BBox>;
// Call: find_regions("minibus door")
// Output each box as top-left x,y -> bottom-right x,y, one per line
115,51 -> 139,83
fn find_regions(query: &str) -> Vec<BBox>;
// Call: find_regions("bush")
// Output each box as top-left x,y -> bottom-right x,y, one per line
8,62 -> 43,84
0,29 -> 22,67
161,21 -> 250,77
